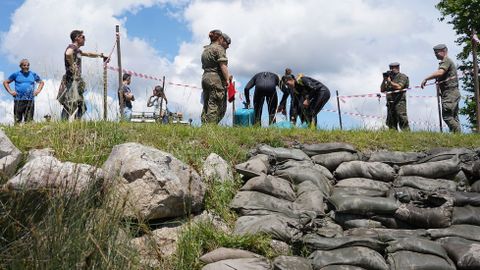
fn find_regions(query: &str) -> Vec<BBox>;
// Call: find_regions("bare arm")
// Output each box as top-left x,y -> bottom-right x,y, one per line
421,69 -> 446,88
34,81 -> 45,96
3,79 -> 16,96
81,51 -> 105,59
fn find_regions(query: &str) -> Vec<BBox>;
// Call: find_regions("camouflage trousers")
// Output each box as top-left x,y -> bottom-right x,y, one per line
201,73 -> 227,124
441,89 -> 461,133
386,96 -> 409,131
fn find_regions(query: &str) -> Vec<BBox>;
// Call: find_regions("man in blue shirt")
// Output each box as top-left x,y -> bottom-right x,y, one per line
3,59 -> 44,123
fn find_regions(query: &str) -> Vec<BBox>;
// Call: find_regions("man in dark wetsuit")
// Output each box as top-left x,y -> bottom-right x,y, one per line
284,74 -> 330,127
244,71 -> 280,125
58,30 -> 106,120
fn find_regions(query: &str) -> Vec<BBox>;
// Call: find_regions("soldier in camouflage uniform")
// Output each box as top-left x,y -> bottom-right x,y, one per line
421,44 -> 461,133
201,29 -> 231,124
380,62 -> 410,131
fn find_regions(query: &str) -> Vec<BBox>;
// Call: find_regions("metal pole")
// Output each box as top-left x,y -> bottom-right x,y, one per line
116,25 -> 124,118
472,30 -> 480,132
336,90 -> 343,130
436,84 -> 444,132
103,63 -> 108,121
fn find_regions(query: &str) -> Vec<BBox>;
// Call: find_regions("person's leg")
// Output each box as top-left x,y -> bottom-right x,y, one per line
123,107 -> 132,121
25,100 -> 35,122
266,91 -> 278,124
395,98 -> 410,131
13,100 -> 23,124
309,89 -> 331,127
253,91 -> 265,125
442,90 -> 461,133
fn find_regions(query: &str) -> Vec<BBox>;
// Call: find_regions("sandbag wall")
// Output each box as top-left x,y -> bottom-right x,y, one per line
206,144 -> 480,270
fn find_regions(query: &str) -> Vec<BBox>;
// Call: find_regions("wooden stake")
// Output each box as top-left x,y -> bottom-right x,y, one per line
116,25 -> 124,118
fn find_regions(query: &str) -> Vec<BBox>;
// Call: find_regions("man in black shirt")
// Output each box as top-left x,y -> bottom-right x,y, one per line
244,71 -> 280,125
279,68 -> 303,124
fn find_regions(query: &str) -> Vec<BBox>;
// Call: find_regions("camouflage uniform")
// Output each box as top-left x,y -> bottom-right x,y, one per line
201,43 -> 228,124
437,56 -> 461,133
381,72 -> 410,131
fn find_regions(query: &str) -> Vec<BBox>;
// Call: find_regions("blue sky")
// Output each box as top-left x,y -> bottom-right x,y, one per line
0,0 -> 467,131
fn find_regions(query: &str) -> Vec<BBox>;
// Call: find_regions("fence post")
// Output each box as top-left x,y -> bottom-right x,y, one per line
103,63 -> 108,121
116,25 -> 124,119
336,90 -> 343,130
436,84 -> 443,132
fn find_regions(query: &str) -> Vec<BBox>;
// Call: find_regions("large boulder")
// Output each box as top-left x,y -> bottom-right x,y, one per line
202,153 -> 233,182
4,155 -> 103,194
103,143 -> 206,220
0,130 -> 23,178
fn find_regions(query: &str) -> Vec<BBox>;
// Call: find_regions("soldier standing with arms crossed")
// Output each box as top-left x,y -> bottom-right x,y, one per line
421,44 -> 461,133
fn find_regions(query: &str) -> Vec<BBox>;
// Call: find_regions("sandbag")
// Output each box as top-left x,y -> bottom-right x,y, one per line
276,160 -> 334,180
332,187 -> 386,198
398,157 -> 461,179
235,154 -> 270,179
452,205 -> 480,226
345,228 -> 428,242
387,187 -> 427,203
311,152 -> 359,171
294,181 -> 325,215
394,203 -> 452,228
202,257 -> 271,270
437,237 -> 480,270
428,224 -> 480,242
335,178 -> 391,192
370,215 -> 416,229
334,161 -> 395,182
471,180 -> 480,192
200,248 -> 262,264
234,215 -> 302,243
319,266 -> 366,270
301,234 -> 386,252
344,219 -> 384,229
308,247 -> 388,270
387,251 -> 455,270
240,174 -> 296,202
312,217 -> 344,238
230,191 -> 312,220
256,144 -> 310,161
453,191 -> 480,206
386,237 -> 453,264
393,176 -> 457,192
329,195 -> 400,215
420,147 -> 477,163
272,256 -> 312,270
368,151 -> 426,165
275,167 -> 332,197
300,142 -> 357,156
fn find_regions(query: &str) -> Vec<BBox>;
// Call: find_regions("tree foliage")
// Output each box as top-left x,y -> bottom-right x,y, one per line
436,0 -> 480,130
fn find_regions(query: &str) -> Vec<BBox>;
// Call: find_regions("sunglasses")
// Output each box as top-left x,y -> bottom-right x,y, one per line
21,64 -> 30,67
77,35 -> 85,39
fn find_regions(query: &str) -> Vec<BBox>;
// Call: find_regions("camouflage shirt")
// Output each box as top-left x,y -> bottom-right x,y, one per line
382,72 -> 409,101
201,43 -> 228,77
437,56 -> 459,93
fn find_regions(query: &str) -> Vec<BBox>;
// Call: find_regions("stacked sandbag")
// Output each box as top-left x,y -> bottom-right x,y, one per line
229,143 -> 480,270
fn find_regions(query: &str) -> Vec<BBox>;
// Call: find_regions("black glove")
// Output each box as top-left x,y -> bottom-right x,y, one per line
243,101 -> 250,109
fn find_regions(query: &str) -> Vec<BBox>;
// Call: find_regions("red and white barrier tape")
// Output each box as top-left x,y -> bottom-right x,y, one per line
106,65 -> 164,82
323,108 -> 439,128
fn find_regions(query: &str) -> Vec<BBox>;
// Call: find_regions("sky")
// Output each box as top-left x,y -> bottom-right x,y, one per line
0,0 -> 469,131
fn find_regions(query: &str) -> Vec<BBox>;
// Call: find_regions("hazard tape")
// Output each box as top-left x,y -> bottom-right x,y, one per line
474,34 -> 480,44
106,65 -> 164,82
103,37 -> 117,66
323,108 -> 439,128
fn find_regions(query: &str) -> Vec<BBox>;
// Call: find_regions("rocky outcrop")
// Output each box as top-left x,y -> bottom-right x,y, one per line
103,143 -> 206,220
0,130 -> 22,178
201,153 -> 233,182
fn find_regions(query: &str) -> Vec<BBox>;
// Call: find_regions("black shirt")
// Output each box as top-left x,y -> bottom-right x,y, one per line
244,72 -> 280,101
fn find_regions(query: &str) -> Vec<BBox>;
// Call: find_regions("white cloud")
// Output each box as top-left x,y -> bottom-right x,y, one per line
0,0 -> 465,130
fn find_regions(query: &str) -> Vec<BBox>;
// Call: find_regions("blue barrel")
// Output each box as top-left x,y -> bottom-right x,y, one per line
234,108 -> 254,126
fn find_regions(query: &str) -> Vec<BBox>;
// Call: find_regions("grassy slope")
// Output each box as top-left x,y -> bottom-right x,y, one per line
1,122 -> 479,269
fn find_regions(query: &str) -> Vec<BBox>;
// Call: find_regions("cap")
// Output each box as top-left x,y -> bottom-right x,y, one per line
389,62 -> 400,67
222,33 -> 231,45
433,44 -> 447,51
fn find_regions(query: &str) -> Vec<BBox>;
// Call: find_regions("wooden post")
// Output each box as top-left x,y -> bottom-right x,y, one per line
103,63 -> 108,121
472,30 -> 480,132
336,90 -> 343,130
436,84 -> 444,132
232,81 -> 236,126
116,25 -> 124,118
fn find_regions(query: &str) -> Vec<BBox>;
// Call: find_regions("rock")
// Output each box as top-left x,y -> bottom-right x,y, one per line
270,240 -> 291,256
202,153 -> 233,182
191,211 -> 231,234
26,148 -> 55,162
202,257 -> 271,270
130,225 -> 181,258
103,143 -> 206,220
4,155 -> 103,195
0,129 -> 23,178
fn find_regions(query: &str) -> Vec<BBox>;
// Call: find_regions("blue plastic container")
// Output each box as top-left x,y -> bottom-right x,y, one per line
234,108 -> 254,126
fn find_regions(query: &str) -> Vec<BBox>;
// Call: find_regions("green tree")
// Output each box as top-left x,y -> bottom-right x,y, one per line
436,0 -> 480,131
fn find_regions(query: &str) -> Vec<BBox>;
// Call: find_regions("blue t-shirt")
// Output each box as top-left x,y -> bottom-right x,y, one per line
8,71 -> 42,100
